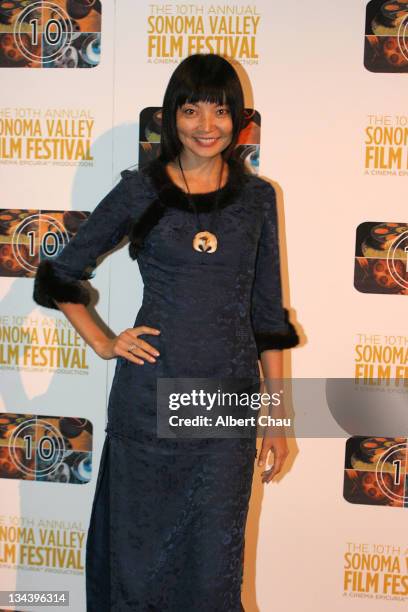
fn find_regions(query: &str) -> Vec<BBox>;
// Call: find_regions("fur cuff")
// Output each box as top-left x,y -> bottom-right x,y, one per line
254,310 -> 300,356
33,259 -> 91,310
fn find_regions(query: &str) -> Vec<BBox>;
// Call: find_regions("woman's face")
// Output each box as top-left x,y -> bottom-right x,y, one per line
176,100 -> 233,161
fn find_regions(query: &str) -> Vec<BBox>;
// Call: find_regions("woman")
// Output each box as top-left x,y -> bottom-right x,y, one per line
33,53 -> 299,611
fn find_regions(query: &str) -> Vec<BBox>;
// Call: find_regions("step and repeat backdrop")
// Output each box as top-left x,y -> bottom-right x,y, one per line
1,1 -> 408,611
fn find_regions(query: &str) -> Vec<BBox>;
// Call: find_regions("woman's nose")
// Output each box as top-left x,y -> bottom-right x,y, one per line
199,111 -> 215,132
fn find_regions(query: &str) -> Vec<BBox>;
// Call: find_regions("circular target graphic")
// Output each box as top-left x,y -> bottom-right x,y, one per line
397,13 -> 408,62
375,442 -> 407,505
11,213 -> 69,274
13,1 -> 73,65
386,229 -> 408,290
8,418 -> 66,478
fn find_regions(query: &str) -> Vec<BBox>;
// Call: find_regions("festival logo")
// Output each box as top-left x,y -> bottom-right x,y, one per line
0,0 -> 101,68
0,413 -> 93,484
0,208 -> 90,277
365,1 -> 408,72
354,221 -> 408,294
343,436 -> 408,508
0,108 -> 95,166
146,4 -> 261,64
139,106 -> 261,171
364,113 -> 408,175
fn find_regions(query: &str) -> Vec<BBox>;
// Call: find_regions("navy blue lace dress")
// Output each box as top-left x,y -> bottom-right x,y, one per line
33,157 -> 298,612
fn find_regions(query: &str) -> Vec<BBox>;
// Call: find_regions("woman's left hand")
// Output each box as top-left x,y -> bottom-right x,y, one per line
257,430 -> 289,484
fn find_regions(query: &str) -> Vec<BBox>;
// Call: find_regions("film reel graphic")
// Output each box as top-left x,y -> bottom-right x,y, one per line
11,212 -> 69,274
8,418 -> 66,478
386,229 -> 408,290
397,12 -> 408,61
375,442 -> 408,505
12,1 -> 74,65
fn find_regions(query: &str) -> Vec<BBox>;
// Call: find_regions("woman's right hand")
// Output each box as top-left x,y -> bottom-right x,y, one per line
93,326 -> 161,365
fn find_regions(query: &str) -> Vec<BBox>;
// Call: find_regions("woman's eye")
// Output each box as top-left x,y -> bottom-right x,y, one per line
182,107 -> 195,115
217,107 -> 230,115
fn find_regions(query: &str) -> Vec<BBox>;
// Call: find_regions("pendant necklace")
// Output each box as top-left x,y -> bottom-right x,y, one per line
177,156 -> 224,253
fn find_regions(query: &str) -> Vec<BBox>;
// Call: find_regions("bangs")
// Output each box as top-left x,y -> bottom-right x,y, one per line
176,86 -> 228,109
174,60 -> 231,108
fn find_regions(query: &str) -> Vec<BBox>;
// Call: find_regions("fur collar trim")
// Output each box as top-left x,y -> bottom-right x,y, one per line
141,156 -> 250,213
128,157 -> 250,259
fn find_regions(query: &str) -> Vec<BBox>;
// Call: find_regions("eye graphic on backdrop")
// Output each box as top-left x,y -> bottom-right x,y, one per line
0,0 -> 102,68
365,0 -> 408,72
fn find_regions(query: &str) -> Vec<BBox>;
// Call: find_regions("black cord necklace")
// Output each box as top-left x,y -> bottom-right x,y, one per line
178,156 -> 224,253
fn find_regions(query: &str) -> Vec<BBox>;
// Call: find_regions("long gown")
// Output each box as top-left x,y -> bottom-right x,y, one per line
33,156 -> 299,611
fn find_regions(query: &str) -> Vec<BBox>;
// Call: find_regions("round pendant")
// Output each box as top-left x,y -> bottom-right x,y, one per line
193,231 -> 218,253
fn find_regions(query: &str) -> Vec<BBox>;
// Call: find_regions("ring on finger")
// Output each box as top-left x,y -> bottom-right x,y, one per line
128,343 -> 138,352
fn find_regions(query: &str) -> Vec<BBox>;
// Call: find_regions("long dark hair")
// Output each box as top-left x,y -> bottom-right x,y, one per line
158,54 -> 245,163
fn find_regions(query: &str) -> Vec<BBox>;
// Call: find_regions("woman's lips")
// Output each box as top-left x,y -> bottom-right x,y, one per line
193,136 -> 220,147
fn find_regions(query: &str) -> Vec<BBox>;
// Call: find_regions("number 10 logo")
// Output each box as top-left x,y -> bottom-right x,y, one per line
0,1 -> 102,68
